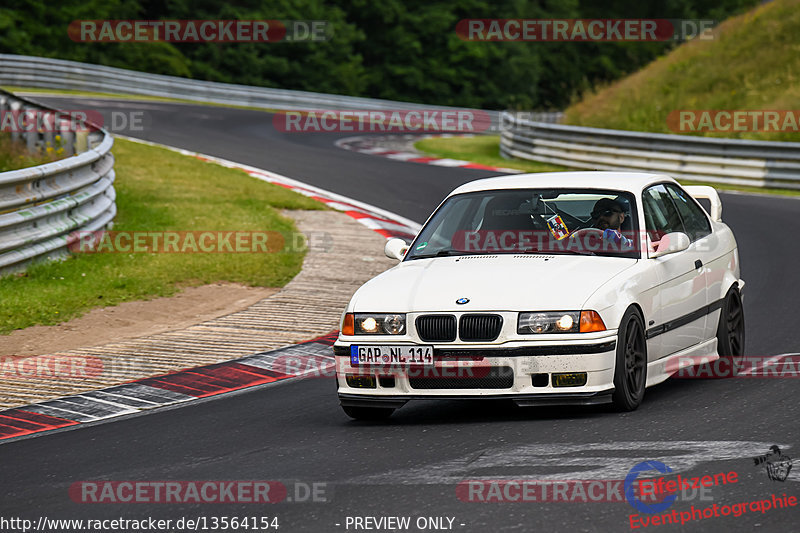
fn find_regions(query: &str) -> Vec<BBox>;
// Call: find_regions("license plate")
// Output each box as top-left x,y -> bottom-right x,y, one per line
350,345 -> 434,366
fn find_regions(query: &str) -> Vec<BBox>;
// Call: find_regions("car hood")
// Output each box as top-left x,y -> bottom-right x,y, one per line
351,254 -> 637,312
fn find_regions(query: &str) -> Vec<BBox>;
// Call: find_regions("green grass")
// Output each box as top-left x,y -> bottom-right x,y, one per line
0,137 -> 325,334
0,133 -> 65,171
564,0 -> 800,142
415,134 -> 800,198
414,135 -> 564,173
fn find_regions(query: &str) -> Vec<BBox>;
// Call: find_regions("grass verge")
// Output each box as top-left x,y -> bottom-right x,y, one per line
0,133 -> 66,172
414,135 -> 564,173
0,137 -> 325,334
415,135 -> 800,198
563,0 -> 800,142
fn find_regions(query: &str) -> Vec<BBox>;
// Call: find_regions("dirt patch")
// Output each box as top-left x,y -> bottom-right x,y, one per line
0,282 -> 278,357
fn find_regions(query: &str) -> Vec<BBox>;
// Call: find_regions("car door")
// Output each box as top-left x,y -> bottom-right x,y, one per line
664,184 -> 718,340
642,184 -> 708,360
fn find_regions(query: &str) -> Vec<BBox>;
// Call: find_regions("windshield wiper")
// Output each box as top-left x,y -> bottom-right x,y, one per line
408,250 -> 472,260
516,246 -> 595,256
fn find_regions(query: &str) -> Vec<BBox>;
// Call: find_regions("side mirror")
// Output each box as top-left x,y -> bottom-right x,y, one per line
384,238 -> 409,261
650,232 -> 691,258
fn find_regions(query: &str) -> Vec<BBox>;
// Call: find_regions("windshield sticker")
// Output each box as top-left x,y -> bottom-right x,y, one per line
416,241 -> 428,251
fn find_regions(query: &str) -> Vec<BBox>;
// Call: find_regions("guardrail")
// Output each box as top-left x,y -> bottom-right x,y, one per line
0,54 -> 502,117
0,55 -> 566,130
0,89 -> 115,276
500,112 -> 800,190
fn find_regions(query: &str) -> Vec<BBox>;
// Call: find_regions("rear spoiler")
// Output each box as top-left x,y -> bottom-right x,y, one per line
684,186 -> 722,222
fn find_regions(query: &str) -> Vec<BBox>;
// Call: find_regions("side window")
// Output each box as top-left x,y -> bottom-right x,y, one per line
642,184 -> 685,241
666,185 -> 712,241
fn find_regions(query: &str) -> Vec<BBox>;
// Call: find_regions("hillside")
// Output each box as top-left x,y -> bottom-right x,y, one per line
564,0 -> 800,141
0,0 -> 756,111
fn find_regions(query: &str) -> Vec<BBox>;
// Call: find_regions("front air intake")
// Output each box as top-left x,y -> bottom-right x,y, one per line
416,315 -> 457,342
459,314 -> 503,342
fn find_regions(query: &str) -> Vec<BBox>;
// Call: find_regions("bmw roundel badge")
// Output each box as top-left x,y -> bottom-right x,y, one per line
456,297 -> 470,305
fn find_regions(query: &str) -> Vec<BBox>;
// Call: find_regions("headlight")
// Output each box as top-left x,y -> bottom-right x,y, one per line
350,313 -> 406,335
518,311 -> 606,334
518,312 -> 579,334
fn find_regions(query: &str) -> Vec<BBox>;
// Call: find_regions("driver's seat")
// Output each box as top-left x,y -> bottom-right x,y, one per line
481,196 -> 533,231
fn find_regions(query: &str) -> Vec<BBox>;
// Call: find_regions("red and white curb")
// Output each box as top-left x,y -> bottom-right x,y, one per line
335,134 -> 523,174
117,136 -> 422,241
0,333 -> 338,443
0,135 -> 423,443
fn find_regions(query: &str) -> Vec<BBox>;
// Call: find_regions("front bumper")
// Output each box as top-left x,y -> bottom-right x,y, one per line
334,335 -> 618,407
339,390 -> 615,409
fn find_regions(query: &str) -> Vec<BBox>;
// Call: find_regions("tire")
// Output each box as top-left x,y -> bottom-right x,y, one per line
341,405 -> 395,420
716,286 -> 745,376
612,308 -> 648,411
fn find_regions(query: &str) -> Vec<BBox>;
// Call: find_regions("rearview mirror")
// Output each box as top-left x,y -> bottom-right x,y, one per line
650,232 -> 691,258
384,238 -> 409,260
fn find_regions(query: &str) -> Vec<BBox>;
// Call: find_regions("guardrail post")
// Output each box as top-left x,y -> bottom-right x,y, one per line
24,108 -> 38,152
75,131 -> 89,153
59,118 -> 74,156
9,100 -> 21,143
41,110 -> 54,149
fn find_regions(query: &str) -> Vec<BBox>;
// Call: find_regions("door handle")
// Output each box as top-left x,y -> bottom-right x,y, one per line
695,259 -> 703,269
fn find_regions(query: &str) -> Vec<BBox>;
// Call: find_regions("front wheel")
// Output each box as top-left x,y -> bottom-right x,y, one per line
612,308 -> 648,411
341,405 -> 395,420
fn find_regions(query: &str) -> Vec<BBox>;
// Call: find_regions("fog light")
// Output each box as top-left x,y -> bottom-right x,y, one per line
346,374 -> 376,388
552,372 -> 587,387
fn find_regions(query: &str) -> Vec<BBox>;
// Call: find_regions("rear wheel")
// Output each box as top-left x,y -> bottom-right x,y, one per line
716,286 -> 745,376
612,308 -> 647,411
341,405 -> 395,420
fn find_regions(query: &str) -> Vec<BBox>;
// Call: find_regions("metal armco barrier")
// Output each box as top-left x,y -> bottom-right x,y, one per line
500,112 -> 800,189
0,54 -> 503,119
0,88 -> 115,276
0,55 -> 565,130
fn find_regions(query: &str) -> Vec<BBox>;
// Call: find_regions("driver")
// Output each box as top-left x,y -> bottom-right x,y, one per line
591,198 -> 633,249
591,198 -> 626,230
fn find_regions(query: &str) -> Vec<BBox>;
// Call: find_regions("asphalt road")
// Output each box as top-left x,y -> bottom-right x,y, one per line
1,97 -> 797,533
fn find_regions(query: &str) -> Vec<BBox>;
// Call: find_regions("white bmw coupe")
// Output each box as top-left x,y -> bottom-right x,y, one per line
334,172 -> 744,419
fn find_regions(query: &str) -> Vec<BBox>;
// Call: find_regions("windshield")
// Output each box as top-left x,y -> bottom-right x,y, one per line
406,188 -> 640,260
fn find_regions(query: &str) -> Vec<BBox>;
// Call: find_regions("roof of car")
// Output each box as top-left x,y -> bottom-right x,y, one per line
448,171 -> 677,197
